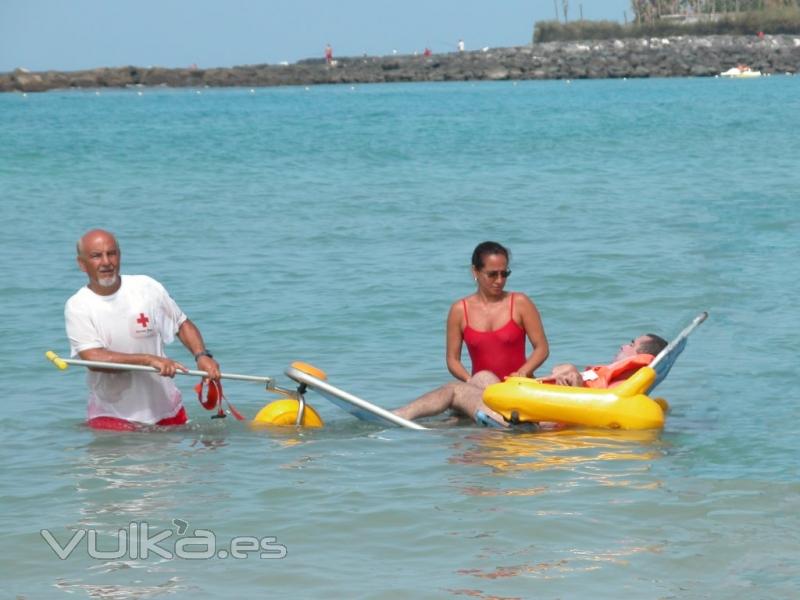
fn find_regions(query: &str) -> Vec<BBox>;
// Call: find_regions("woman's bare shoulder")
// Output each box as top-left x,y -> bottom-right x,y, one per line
451,295 -> 474,309
448,295 -> 474,319
512,292 -> 541,312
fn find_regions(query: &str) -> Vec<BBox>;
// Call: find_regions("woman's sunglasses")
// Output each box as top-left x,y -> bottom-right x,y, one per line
482,270 -> 511,279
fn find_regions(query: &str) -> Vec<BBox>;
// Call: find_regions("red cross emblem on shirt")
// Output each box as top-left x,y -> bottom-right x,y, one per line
136,313 -> 150,328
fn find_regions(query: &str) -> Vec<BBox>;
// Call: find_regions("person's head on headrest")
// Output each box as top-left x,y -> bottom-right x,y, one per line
614,333 -> 668,361
637,333 -> 668,356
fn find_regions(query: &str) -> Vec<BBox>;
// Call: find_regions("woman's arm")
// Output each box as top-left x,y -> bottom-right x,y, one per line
508,293 -> 549,378
445,301 -> 471,381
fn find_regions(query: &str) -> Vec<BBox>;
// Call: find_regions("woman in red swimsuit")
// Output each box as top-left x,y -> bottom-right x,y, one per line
446,241 -> 549,381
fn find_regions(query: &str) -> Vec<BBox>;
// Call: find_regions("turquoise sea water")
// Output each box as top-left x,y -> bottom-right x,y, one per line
2,77 -> 799,599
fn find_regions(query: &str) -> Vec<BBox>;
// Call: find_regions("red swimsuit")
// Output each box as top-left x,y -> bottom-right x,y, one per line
462,293 -> 526,379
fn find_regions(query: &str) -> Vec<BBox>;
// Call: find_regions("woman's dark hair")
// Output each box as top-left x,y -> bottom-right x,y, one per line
471,241 -> 510,270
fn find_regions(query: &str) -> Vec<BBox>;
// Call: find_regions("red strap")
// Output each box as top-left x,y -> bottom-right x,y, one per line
509,292 -> 515,318
195,379 -> 220,410
194,380 -> 246,421
224,400 -> 246,421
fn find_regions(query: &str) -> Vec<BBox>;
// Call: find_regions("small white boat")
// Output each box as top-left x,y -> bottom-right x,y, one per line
720,67 -> 762,78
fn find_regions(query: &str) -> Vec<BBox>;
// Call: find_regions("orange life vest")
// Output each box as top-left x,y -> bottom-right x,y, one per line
582,354 -> 654,389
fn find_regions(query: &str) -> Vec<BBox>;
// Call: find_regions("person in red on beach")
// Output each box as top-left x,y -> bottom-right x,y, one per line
64,229 -> 221,431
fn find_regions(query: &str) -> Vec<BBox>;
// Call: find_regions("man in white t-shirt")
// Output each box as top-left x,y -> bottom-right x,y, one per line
65,229 -> 221,429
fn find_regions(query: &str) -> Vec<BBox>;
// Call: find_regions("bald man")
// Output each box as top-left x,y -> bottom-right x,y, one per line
65,229 -> 221,430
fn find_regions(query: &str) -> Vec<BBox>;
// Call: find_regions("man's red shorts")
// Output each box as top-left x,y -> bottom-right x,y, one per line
87,407 -> 188,431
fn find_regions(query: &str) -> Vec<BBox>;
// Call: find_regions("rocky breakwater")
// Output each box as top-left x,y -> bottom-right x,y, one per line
2,35 -> 799,93
535,34 -> 800,78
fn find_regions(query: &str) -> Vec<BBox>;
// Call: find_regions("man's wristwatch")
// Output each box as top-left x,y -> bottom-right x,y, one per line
194,350 -> 214,361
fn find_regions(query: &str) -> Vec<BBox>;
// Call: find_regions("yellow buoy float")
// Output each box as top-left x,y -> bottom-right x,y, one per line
252,399 -> 324,428
250,361 -> 328,428
484,366 -> 666,430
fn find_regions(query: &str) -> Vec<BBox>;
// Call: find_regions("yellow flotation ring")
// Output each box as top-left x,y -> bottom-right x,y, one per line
251,361 -> 328,428
484,366 -> 665,430
251,399 -> 324,428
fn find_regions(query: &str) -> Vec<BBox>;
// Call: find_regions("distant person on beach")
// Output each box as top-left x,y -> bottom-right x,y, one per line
446,241 -> 549,382
393,333 -> 667,425
325,43 -> 333,64
457,39 -> 465,52
64,229 -> 221,430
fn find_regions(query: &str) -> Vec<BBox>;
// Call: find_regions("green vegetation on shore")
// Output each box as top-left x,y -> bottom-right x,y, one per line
534,6 -> 800,42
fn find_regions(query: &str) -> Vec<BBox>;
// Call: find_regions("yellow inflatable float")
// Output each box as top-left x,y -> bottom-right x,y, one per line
485,312 -> 707,430
484,365 -> 666,430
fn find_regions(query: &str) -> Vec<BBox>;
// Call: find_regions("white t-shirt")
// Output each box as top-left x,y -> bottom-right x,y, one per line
65,274 -> 188,424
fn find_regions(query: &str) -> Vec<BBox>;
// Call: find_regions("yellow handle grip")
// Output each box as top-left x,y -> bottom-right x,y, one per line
289,361 -> 328,381
45,350 -> 69,370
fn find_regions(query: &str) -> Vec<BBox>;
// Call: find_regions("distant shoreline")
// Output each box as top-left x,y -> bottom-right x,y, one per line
3,34 -> 799,93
